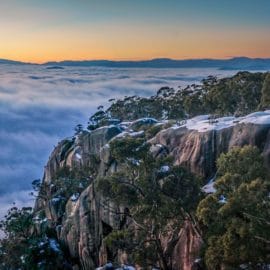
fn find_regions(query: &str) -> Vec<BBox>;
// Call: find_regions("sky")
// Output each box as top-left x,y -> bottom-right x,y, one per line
0,0 -> 270,63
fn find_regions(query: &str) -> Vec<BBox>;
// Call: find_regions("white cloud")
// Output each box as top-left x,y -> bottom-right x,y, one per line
0,64 -> 237,218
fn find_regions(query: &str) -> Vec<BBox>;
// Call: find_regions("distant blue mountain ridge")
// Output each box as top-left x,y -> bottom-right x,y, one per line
1,57 -> 270,70
0,59 -> 30,65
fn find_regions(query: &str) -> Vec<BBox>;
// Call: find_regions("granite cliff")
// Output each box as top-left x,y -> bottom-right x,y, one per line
33,111 -> 270,270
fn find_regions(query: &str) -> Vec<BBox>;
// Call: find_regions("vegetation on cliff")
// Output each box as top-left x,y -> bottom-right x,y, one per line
99,72 -> 269,124
1,71 -> 270,269
97,137 -> 201,269
0,206 -> 67,269
197,146 -> 270,269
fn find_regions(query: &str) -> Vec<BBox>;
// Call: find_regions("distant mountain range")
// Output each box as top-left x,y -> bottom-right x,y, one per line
0,59 -> 30,65
1,57 -> 270,70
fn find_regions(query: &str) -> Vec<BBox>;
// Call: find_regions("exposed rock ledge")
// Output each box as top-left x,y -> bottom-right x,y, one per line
35,114 -> 270,270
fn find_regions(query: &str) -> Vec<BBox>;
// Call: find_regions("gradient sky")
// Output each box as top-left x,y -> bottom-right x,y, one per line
0,0 -> 270,63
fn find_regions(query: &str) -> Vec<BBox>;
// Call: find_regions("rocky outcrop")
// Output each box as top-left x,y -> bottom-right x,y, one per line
151,122 -> 270,178
35,114 -> 270,270
171,221 -> 202,270
35,125 -> 125,269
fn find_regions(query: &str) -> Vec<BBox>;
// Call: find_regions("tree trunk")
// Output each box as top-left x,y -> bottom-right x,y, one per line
155,235 -> 170,270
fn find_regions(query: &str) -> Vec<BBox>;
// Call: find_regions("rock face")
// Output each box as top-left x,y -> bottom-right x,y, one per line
35,116 -> 270,270
151,122 -> 270,178
171,221 -> 202,270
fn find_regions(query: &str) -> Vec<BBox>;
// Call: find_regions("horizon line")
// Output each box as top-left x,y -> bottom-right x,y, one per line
1,56 -> 270,65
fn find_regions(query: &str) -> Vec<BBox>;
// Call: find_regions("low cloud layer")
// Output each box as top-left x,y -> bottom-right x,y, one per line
0,65 -> 237,216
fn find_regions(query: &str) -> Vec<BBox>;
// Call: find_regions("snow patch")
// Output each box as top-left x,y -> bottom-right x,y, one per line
49,239 -> 61,253
79,182 -> 84,188
115,131 -> 129,138
123,266 -> 136,270
70,193 -> 80,202
129,130 -> 144,137
156,144 -> 164,148
51,196 -> 64,203
132,118 -> 158,124
115,130 -> 144,139
38,241 -> 46,248
183,110 -> 270,133
202,175 -> 217,193
127,158 -> 141,166
159,165 -> 170,173
219,195 -> 227,204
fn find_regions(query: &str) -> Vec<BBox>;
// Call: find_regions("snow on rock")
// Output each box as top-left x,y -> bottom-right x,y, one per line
51,197 -> 62,203
95,124 -> 121,132
128,118 -> 159,131
156,144 -> 164,148
119,121 -> 132,130
240,110 -> 270,125
170,123 -> 182,130
115,130 -> 144,139
202,176 -> 217,193
70,193 -> 80,202
115,131 -> 129,138
103,143 -> 110,149
123,266 -> 136,270
182,110 -> 270,133
120,121 -> 133,126
79,182 -> 84,188
202,182 -> 216,193
129,130 -> 144,137
49,239 -> 61,253
132,118 -> 158,125
127,158 -> 141,166
51,195 -> 66,205
159,165 -> 170,173
37,261 -> 46,267
186,115 -> 235,132
42,217 -> 48,223
104,263 -> 114,270
38,241 -> 46,248
20,255 -> 26,264
219,195 -> 227,204
154,122 -> 165,127
33,216 -> 48,225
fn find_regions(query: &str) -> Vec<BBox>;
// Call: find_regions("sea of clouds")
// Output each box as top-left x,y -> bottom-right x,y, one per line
0,65 -> 238,218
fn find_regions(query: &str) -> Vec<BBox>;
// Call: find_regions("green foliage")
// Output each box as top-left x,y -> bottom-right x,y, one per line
216,146 -> 265,181
260,72 -> 270,109
53,165 -> 92,200
104,230 -> 134,252
97,172 -> 140,206
0,207 -> 66,269
109,137 -> 149,162
97,136 -> 201,269
74,124 -> 83,135
197,146 -> 270,269
16,158 -> 99,269
87,109 -> 108,130
203,72 -> 264,116
0,207 -> 34,241
59,138 -> 74,162
87,108 -> 120,130
105,72 -> 266,122
145,124 -> 163,139
107,89 -> 183,121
